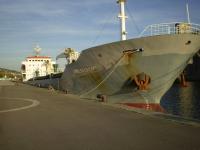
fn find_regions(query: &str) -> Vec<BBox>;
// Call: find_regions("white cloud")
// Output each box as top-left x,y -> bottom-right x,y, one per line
70,0 -> 114,6
0,0 -> 114,17
30,24 -> 116,37
0,1 -> 67,16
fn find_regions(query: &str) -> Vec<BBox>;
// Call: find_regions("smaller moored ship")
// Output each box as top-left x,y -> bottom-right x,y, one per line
21,45 -> 57,82
22,46 -> 80,89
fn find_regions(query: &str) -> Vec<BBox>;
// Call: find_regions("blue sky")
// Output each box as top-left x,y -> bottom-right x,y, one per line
0,0 -> 200,71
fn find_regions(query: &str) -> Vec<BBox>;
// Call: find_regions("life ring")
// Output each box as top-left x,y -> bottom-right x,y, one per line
133,72 -> 150,90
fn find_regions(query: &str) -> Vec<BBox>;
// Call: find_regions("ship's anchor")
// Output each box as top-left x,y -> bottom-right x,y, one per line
133,72 -> 151,90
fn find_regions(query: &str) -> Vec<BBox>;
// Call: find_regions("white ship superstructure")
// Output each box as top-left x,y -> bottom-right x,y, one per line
21,46 -> 56,81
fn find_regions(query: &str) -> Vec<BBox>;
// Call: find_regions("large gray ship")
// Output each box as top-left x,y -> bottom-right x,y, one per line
26,0 -> 200,111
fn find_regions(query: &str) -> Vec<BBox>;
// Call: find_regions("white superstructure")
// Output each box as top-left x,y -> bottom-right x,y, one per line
21,46 -> 56,82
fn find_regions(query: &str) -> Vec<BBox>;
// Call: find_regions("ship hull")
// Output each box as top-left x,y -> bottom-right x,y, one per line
60,34 -> 200,109
27,33 -> 200,110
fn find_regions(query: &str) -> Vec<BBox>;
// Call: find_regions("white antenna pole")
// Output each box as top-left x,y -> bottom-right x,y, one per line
186,3 -> 191,24
117,0 -> 128,41
34,44 -> 41,57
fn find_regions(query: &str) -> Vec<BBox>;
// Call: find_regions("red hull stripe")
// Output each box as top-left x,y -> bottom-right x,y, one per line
27,56 -> 50,59
121,103 -> 165,112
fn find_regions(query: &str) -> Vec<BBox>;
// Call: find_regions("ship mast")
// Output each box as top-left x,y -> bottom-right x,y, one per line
117,0 -> 128,41
186,3 -> 191,24
34,45 -> 41,57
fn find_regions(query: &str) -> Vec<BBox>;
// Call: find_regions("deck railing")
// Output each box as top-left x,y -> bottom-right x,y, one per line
139,22 -> 200,37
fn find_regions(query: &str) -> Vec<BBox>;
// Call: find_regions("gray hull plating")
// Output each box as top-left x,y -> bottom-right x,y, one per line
60,34 -> 200,104
28,33 -> 200,106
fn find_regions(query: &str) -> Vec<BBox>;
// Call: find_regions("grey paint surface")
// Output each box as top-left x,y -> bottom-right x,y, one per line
27,33 -> 200,105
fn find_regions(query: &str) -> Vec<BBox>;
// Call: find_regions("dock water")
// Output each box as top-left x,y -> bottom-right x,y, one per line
161,82 -> 200,120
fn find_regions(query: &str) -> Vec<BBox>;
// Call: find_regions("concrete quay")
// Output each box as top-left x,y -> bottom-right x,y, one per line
0,81 -> 200,150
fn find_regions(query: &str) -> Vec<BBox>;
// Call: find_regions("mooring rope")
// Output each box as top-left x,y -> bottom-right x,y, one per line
80,53 -> 126,97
